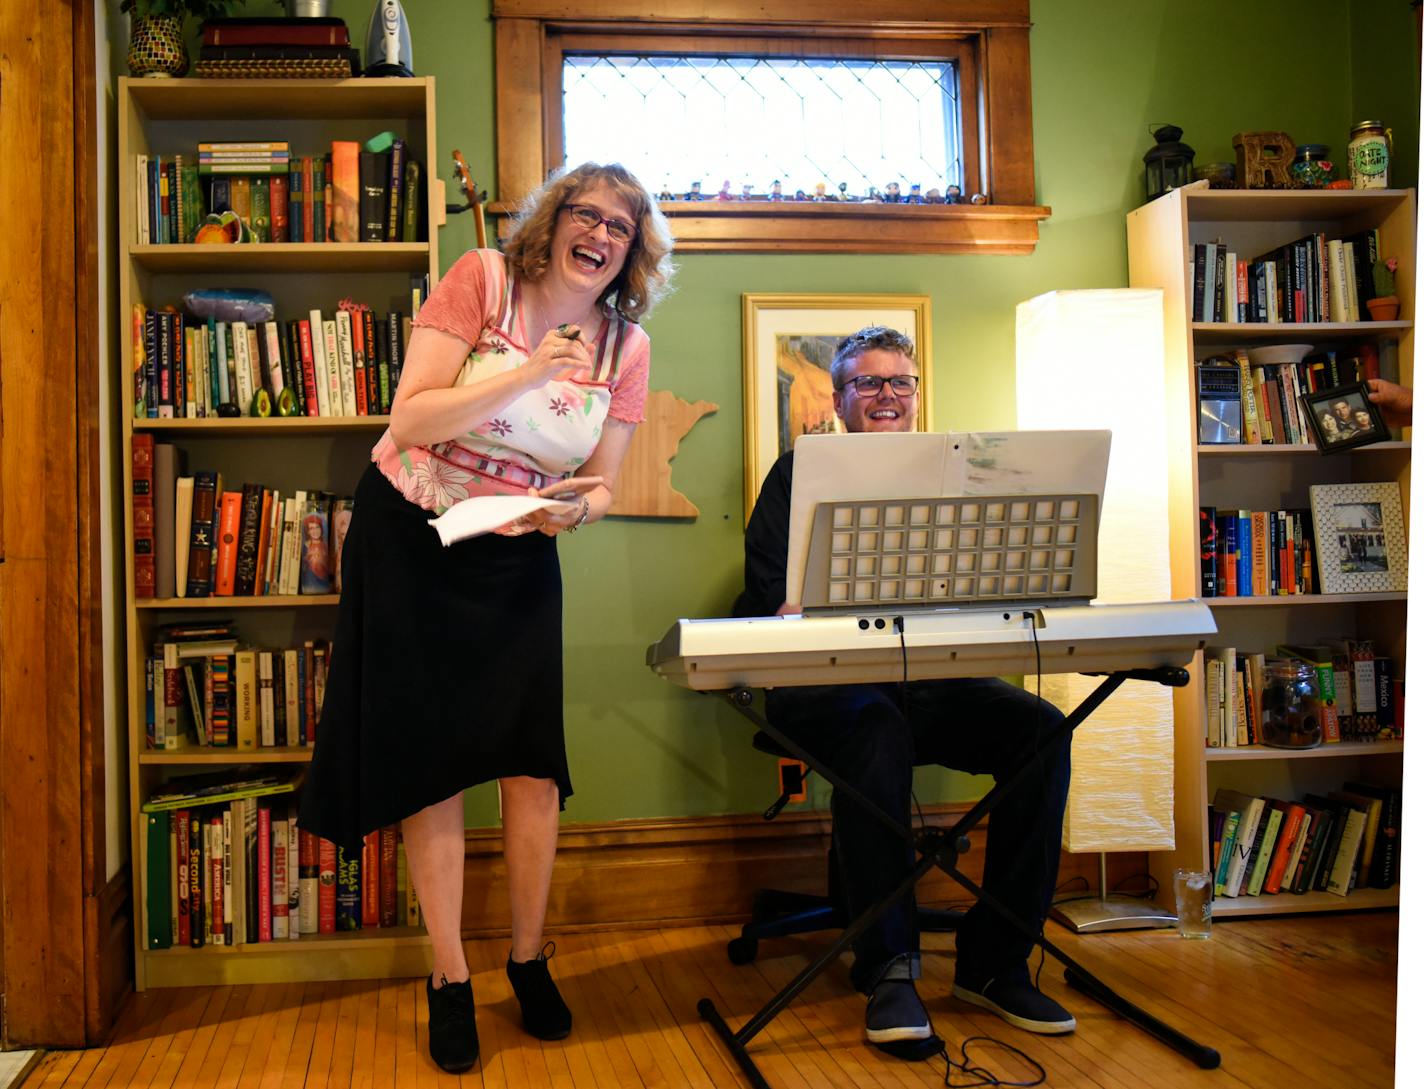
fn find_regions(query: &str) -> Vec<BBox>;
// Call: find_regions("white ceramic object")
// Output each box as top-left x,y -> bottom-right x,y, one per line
1245,343 -> 1314,367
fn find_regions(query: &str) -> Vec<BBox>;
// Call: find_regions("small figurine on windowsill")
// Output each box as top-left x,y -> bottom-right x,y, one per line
837,182 -> 850,201
907,184 -> 924,204
969,192 -> 989,205
658,178 -> 674,202
686,180 -> 704,201
864,186 -> 880,202
882,181 -> 902,203
769,179 -> 784,201
716,179 -> 733,200
924,187 -> 944,204
944,184 -> 962,204
741,182 -> 754,201
793,188 -> 808,201
813,181 -> 828,201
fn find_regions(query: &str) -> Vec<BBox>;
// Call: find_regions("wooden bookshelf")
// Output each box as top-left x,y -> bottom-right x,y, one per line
118,77 -> 440,988
1127,184 -> 1411,918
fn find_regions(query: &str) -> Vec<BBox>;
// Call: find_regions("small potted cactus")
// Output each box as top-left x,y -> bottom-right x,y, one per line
1366,256 -> 1400,321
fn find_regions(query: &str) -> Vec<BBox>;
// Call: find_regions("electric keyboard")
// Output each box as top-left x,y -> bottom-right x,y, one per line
647,600 -> 1216,690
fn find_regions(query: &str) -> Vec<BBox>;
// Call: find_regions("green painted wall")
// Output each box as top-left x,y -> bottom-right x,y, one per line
1350,0 -> 1420,190
114,1 -> 1419,827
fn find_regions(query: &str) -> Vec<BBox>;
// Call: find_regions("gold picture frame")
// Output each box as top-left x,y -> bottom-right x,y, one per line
741,293 -> 932,521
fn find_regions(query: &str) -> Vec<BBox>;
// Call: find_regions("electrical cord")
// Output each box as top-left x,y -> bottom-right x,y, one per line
1023,610 -> 1051,992
935,1036 -> 1047,1087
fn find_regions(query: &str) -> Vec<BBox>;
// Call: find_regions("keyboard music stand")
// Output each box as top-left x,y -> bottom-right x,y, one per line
693,489 -> 1221,1087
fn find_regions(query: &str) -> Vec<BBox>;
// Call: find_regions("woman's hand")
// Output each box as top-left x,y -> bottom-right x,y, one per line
521,326 -> 592,390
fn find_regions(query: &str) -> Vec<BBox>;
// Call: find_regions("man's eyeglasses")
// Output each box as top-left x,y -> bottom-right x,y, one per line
839,374 -> 920,398
564,204 -> 637,245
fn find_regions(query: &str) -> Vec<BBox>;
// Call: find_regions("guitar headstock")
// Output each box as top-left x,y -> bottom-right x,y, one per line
450,150 -> 486,209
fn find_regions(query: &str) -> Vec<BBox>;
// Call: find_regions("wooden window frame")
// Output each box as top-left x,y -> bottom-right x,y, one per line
492,0 -> 1049,255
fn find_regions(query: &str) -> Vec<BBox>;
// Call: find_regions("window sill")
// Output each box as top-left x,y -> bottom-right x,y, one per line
488,200 -> 1052,255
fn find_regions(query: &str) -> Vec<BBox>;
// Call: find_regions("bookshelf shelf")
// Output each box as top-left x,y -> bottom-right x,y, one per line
1128,184 -> 1411,918
136,595 -> 340,609
1205,740 -> 1404,762
140,747 -> 314,765
131,243 -> 430,274
120,76 -> 439,989
1212,885 -> 1399,918
134,417 -> 389,435
1208,592 -> 1407,607
1197,441 -> 1410,455
1191,320 -> 1410,340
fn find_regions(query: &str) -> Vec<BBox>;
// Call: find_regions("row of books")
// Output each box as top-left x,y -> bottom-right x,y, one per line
134,139 -> 422,246
194,16 -> 359,79
1197,344 -> 1390,447
1209,781 -> 1400,900
1190,229 -> 1379,323
133,436 -> 354,599
1203,641 -> 1397,749
131,300 -> 415,419
1199,507 -> 1317,598
144,779 -> 418,949
147,634 -> 329,752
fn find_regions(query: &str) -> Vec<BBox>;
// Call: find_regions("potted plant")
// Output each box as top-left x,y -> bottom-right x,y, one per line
1366,257 -> 1401,321
122,1 -> 244,78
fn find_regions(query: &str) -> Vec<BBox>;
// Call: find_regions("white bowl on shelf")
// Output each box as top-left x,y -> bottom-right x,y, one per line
1245,343 -> 1314,367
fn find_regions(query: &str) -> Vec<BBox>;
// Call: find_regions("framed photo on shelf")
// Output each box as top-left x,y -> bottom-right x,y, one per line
1300,382 -> 1389,454
741,293 -> 932,520
1308,481 -> 1408,594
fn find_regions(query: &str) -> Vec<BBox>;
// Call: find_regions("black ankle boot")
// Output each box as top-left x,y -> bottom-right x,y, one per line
426,973 -> 480,1073
506,941 -> 572,1040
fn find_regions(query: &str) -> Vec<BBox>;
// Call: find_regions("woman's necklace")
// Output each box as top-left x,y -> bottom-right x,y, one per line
525,283 -> 600,346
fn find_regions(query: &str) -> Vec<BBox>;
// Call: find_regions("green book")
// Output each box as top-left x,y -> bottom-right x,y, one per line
146,812 -> 172,948
401,158 -> 421,242
141,770 -> 298,813
1213,809 -> 1240,895
250,177 -> 271,243
1245,805 -> 1283,896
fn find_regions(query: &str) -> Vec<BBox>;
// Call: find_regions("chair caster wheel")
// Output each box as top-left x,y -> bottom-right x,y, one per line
727,935 -> 759,965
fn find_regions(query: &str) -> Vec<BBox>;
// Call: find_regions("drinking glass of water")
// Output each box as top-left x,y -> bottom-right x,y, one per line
1173,869 -> 1212,939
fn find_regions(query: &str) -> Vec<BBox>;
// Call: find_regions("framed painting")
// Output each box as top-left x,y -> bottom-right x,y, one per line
1308,481 -> 1408,594
741,293 -> 932,520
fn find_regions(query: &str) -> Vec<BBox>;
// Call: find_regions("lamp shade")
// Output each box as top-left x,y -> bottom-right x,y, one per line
1016,289 -> 1175,853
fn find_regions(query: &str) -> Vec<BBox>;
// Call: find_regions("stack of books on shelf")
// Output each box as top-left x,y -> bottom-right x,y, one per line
146,622 -> 330,752
1191,229 -> 1381,323
1196,342 -> 1398,448
1200,506 -> 1317,598
1208,781 -> 1400,901
143,770 -> 419,950
132,434 -> 354,601
130,297 -> 416,419
193,17 -> 360,80
135,134 -> 422,245
1203,640 -> 1399,748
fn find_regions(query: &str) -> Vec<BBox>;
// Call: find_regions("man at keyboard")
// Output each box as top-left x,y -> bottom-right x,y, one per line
732,326 -> 1076,1048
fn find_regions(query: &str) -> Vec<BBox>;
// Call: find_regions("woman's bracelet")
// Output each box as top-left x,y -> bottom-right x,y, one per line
566,495 -> 591,533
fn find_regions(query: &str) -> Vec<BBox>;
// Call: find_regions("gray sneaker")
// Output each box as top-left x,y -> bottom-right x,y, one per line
865,978 -> 932,1044
951,975 -> 1076,1035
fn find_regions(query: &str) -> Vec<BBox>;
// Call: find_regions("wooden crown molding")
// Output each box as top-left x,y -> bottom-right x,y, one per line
492,0 -> 1031,28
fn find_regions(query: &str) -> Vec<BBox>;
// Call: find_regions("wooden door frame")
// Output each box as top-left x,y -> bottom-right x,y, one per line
0,0 -> 114,1047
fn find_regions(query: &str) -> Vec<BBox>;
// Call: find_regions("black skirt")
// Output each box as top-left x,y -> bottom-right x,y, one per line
298,463 -> 570,853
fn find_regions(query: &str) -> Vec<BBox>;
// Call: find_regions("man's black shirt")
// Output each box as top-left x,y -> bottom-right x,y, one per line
732,451 -> 795,619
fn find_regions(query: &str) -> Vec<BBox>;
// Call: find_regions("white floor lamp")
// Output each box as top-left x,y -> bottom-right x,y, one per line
1016,288 -> 1179,931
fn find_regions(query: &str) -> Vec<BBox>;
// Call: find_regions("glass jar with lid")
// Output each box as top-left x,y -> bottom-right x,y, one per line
1289,145 -> 1333,188
1347,121 -> 1391,188
1260,659 -> 1322,749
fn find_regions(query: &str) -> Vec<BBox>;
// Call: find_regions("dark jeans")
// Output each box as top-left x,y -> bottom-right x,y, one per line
766,677 -> 1070,992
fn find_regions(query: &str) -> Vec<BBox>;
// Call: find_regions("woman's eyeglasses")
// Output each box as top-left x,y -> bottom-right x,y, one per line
564,204 -> 637,245
839,374 -> 920,397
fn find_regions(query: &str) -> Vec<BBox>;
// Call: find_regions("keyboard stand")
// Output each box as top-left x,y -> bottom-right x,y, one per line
700,667 -> 1221,1089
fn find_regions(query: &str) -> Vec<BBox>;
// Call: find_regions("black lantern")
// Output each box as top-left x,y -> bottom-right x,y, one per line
1143,124 -> 1195,201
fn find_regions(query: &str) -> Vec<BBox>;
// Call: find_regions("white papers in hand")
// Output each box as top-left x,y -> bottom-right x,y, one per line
429,494 -> 570,546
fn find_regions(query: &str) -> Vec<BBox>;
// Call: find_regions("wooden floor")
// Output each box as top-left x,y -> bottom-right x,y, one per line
25,913 -> 1397,1089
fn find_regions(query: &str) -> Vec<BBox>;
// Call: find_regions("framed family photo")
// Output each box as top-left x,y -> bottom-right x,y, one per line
741,293 -> 932,520
1301,382 -> 1390,454
1308,481 -> 1408,594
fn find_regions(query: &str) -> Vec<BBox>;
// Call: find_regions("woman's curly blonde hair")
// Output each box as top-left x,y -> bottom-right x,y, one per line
502,163 -> 675,323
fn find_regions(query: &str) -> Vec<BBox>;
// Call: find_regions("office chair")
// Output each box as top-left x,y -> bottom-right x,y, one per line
727,730 -> 963,965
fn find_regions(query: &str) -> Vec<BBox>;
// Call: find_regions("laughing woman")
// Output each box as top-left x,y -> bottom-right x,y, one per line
299,163 -> 674,1073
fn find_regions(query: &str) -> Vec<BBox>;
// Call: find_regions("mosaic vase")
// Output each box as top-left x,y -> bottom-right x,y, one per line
128,15 -> 189,78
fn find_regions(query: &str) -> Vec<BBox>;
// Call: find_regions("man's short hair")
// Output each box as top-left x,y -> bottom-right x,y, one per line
830,326 -> 916,390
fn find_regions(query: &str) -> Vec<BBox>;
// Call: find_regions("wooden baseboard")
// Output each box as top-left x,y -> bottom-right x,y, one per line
84,868 -> 133,1044
461,805 -> 1147,936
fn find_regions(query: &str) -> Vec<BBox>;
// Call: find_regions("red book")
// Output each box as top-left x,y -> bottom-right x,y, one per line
361,830 -> 380,927
379,827 -> 398,928
349,305 -> 369,415
210,815 -> 225,945
297,319 -> 319,416
330,141 -> 360,243
257,806 -> 273,942
303,640 -> 317,742
272,816 -> 289,938
213,490 -> 243,596
1264,802 -> 1307,893
270,172 -> 289,243
301,157 -> 314,243
204,21 -> 351,48
323,151 -> 334,243
175,809 -> 191,947
318,837 -> 337,934
132,433 -> 156,598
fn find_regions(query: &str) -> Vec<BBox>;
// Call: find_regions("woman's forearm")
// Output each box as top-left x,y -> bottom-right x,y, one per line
388,368 -> 537,449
